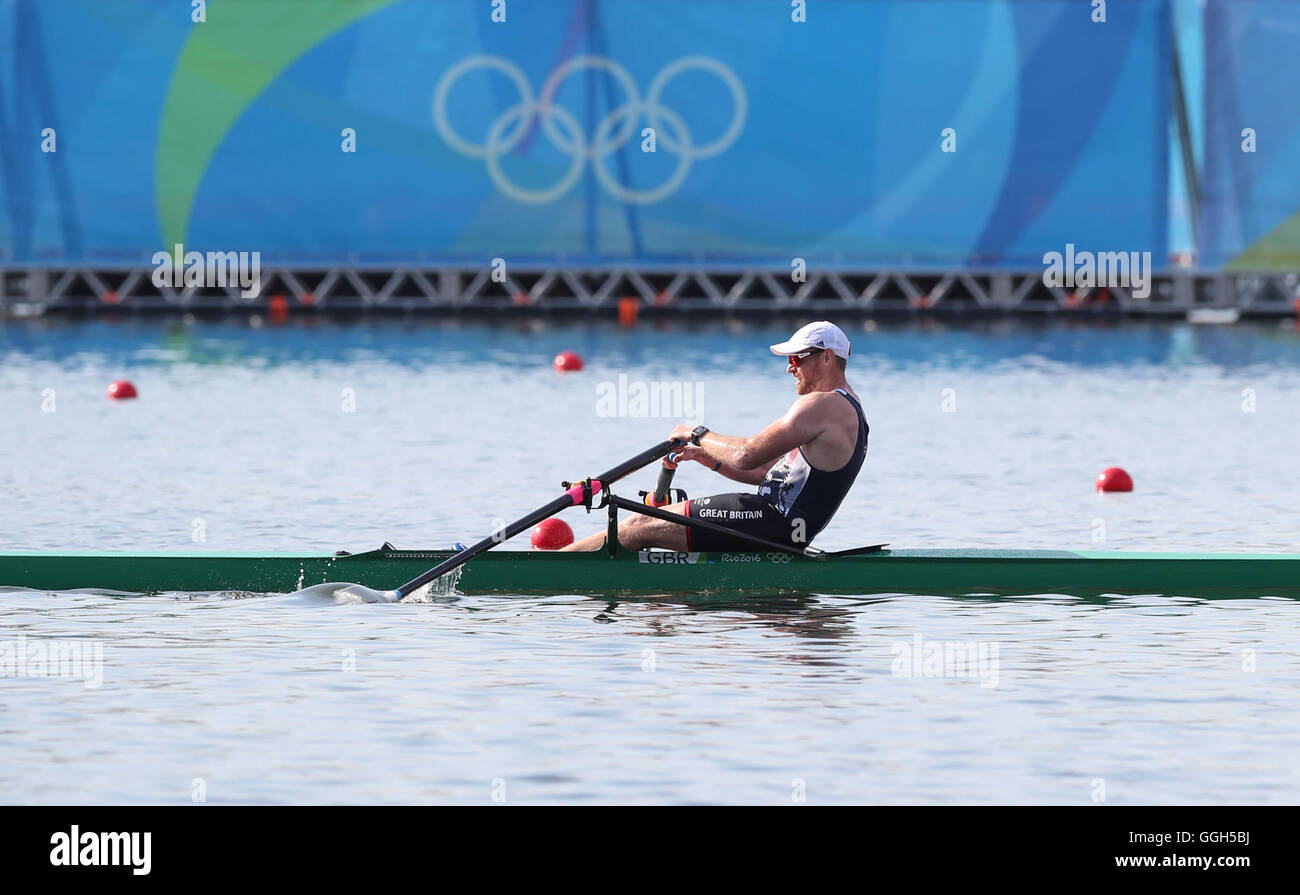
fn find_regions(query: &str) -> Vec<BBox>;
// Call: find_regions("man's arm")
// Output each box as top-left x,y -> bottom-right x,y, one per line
665,440 -> 773,485
670,396 -> 828,477
692,452 -> 774,486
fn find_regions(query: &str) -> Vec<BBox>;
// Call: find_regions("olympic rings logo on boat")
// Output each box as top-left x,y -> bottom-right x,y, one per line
433,54 -> 747,205
766,553 -> 793,563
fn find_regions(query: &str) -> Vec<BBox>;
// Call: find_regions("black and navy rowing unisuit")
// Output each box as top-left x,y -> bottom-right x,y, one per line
686,389 -> 868,551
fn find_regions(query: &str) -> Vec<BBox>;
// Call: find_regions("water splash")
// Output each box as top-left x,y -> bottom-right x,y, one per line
394,565 -> 464,603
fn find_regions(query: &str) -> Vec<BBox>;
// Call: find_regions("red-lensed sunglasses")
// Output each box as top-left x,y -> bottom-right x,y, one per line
787,348 -> 824,367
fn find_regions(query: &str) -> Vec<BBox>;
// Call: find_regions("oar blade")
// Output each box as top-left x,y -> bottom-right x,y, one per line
291,582 -> 403,604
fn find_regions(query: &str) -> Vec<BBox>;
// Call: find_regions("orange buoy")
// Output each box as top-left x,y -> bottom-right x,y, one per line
268,294 -> 289,324
107,380 -> 138,400
553,350 -> 584,373
530,518 -> 574,550
618,296 -> 640,327
1096,467 -> 1133,492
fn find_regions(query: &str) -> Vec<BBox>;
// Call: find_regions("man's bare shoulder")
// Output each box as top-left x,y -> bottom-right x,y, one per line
783,390 -> 856,433
789,388 -> 853,414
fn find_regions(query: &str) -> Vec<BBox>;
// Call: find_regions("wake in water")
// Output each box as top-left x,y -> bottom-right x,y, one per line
0,573 -> 466,607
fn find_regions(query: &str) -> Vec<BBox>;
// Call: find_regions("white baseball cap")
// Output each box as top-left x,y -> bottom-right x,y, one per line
769,321 -> 852,358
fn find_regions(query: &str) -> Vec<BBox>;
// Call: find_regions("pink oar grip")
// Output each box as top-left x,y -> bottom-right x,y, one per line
564,479 -> 604,504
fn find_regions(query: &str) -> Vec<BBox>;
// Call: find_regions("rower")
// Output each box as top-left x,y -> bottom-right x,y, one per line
562,321 -> 868,552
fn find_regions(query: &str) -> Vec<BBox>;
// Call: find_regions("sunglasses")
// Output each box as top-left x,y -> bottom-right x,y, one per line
787,348 -> 824,367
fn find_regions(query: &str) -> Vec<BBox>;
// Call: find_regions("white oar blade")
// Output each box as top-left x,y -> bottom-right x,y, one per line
292,582 -> 402,604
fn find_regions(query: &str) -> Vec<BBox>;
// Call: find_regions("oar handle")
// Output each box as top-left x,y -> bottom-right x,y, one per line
649,452 -> 679,507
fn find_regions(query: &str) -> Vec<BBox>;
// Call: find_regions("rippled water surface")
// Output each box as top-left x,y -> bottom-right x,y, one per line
2,317 -> 1299,803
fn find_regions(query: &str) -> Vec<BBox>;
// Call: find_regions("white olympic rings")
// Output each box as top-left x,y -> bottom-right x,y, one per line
432,53 -> 747,205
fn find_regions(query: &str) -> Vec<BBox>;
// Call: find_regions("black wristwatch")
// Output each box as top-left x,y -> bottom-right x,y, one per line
690,425 -> 710,446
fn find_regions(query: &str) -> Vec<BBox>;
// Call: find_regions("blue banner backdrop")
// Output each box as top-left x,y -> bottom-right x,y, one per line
1200,0 -> 1300,270
0,0 -> 1169,270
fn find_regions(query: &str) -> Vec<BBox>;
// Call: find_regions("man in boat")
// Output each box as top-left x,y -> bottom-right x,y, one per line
562,321 -> 868,553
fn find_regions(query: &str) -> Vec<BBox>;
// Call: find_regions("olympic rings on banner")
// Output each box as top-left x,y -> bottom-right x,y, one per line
433,54 -> 746,204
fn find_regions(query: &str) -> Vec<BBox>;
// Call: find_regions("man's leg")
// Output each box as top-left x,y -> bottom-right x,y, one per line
560,500 -> 691,552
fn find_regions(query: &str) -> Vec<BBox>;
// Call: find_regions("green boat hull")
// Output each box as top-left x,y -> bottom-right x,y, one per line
2,547 -> 1299,598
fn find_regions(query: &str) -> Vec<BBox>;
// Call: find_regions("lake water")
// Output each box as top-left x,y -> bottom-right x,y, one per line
2,316 -> 1298,804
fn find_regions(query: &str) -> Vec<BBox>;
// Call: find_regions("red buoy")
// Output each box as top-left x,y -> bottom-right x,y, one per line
107,380 -> 138,400
553,350 -> 584,373
530,518 -> 574,550
1096,467 -> 1133,492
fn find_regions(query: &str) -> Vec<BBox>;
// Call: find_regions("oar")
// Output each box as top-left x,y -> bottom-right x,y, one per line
379,440 -> 679,601
646,451 -> 679,506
